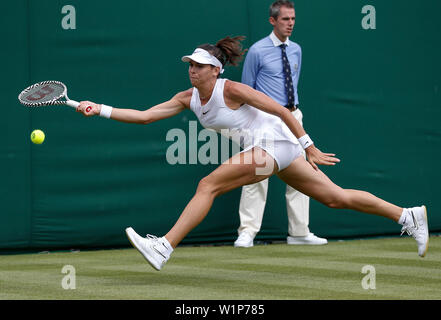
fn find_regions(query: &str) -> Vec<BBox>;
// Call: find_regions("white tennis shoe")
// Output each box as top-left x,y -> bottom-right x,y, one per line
287,233 -> 328,245
400,206 -> 429,257
234,231 -> 254,248
125,227 -> 173,271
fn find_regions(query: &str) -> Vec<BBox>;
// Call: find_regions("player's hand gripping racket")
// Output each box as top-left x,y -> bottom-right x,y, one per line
18,80 -> 93,113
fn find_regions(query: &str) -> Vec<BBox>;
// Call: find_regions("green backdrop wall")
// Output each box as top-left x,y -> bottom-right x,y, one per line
1,0 -> 440,251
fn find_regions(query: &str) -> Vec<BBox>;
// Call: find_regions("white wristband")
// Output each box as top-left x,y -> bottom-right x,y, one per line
99,104 -> 113,119
298,134 -> 314,149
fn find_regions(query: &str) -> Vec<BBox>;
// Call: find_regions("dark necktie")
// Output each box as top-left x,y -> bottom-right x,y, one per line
280,44 -> 295,108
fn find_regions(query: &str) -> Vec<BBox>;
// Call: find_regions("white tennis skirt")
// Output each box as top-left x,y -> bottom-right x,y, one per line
241,138 -> 302,172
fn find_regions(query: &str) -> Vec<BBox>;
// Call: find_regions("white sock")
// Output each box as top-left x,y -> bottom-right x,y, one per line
398,209 -> 409,225
161,237 -> 174,256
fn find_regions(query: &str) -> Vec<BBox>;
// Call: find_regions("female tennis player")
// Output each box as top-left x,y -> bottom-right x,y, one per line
76,36 -> 429,270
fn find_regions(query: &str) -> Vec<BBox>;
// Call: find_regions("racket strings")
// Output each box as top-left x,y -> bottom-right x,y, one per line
18,80 -> 68,107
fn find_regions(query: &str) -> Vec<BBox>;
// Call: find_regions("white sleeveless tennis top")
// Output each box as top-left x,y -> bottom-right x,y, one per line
189,78 -> 302,171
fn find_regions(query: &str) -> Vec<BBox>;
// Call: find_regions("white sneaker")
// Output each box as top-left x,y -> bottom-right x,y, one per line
400,206 -> 429,257
125,227 -> 173,270
234,232 -> 254,248
287,232 -> 328,245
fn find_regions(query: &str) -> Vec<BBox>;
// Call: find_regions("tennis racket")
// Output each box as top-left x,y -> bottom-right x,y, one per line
18,80 -> 92,112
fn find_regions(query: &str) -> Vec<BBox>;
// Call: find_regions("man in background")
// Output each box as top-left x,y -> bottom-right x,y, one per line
235,0 -> 327,248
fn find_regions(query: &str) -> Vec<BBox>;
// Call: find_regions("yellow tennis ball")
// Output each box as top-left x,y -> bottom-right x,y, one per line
31,129 -> 45,144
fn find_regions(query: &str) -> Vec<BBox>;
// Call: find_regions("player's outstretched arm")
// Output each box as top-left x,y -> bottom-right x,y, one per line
76,90 -> 191,124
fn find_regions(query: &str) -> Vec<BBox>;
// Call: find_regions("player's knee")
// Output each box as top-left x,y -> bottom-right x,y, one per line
324,194 -> 349,209
196,177 -> 219,197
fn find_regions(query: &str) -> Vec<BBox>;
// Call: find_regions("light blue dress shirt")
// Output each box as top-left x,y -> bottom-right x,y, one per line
242,32 -> 302,106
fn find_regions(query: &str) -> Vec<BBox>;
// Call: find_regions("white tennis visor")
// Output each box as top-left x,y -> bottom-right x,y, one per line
181,48 -> 224,74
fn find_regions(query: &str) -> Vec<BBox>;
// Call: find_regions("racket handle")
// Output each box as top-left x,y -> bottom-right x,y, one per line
66,100 -> 80,108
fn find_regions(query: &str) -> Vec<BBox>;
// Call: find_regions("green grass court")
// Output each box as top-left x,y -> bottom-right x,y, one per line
1,236 -> 440,300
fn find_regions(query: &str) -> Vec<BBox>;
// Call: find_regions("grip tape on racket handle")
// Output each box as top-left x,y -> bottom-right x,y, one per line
67,100 -> 92,112
66,100 -> 80,108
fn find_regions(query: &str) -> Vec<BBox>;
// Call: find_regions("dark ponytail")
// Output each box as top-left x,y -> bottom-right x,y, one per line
215,36 -> 246,66
198,35 -> 246,68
